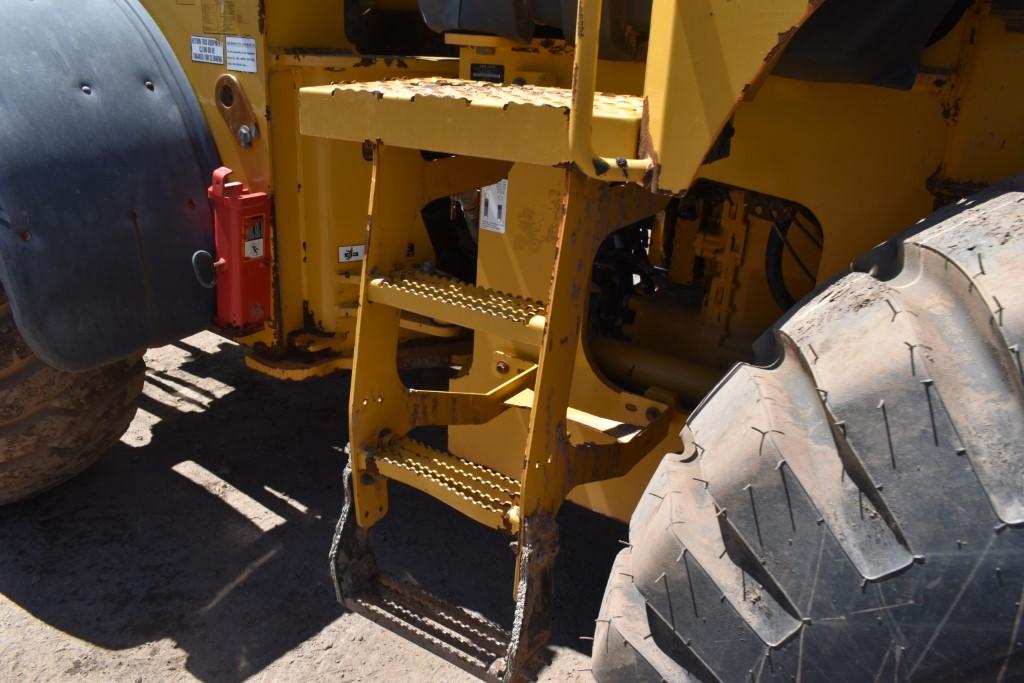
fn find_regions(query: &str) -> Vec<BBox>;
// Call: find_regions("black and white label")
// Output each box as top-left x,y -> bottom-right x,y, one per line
191,35 -> 224,65
243,215 -> 265,259
226,36 -> 258,73
339,244 -> 366,263
470,63 -> 505,83
480,180 -> 509,234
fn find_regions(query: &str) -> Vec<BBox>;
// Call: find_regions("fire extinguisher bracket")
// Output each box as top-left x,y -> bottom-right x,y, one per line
207,166 -> 272,334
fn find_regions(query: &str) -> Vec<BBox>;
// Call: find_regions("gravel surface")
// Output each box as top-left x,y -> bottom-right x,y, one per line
0,332 -> 623,682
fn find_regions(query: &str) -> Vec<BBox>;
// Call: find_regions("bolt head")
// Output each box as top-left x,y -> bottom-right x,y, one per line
237,125 -> 253,148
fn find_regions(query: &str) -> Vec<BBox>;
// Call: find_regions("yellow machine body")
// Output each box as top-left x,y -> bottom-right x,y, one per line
138,0 -> 1023,677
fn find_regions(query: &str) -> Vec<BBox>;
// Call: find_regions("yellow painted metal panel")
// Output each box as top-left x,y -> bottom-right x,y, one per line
263,0 -> 351,50
269,56 -> 459,346
643,0 -> 819,193
941,9 -> 1024,183
299,78 -> 644,165
699,75 -> 948,281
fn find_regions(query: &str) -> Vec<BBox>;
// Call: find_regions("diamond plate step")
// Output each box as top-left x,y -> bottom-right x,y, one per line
349,574 -> 511,681
371,436 -> 521,533
368,269 -> 546,346
299,77 -> 645,166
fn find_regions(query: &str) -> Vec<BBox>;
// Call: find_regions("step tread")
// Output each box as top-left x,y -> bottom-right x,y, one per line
372,437 -> 520,532
349,575 -> 510,679
327,77 -> 644,118
299,77 -> 644,165
368,270 -> 546,345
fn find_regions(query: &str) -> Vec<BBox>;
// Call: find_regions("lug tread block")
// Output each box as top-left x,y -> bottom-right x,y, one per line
692,359 -> 912,585
593,549 -> 701,683
783,271 -> 998,549
908,191 -> 1024,349
901,191 -> 1024,524
593,184 -> 1024,681
0,291 -> 143,503
780,246 -> 1024,676
689,361 -> 915,680
629,460 -> 801,680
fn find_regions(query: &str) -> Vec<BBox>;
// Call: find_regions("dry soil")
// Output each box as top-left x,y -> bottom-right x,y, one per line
0,332 -> 624,682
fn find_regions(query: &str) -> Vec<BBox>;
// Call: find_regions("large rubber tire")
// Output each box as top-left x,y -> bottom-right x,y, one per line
0,294 -> 145,504
592,185 -> 1024,681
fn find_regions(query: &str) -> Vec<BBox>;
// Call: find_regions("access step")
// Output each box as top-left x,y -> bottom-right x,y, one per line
299,77 -> 644,167
368,269 -> 546,346
350,574 -> 511,680
370,436 -> 521,533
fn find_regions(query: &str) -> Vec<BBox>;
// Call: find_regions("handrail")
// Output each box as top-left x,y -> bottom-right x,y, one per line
568,0 -> 653,183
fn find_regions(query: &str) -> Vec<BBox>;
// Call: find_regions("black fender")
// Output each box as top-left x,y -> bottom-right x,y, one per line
0,0 -> 219,371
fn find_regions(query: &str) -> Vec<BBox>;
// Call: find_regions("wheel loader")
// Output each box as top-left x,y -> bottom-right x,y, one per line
1,0 -> 1022,680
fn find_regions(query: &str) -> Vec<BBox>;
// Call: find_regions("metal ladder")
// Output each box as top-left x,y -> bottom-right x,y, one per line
328,143 -> 670,679
296,0 -> 824,676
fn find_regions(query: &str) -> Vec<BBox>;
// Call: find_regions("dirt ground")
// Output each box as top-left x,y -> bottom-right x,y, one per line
0,332 -> 624,682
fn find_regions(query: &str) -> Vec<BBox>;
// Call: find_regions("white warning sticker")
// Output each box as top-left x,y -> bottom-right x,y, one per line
243,215 -> 266,259
339,244 -> 366,263
226,36 -> 258,73
480,179 -> 508,234
244,238 -> 264,259
191,35 -> 224,65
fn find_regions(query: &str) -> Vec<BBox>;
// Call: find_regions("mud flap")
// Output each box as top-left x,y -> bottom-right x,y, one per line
0,0 -> 219,370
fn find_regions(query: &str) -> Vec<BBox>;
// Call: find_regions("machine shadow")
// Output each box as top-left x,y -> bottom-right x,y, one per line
0,334 -> 624,681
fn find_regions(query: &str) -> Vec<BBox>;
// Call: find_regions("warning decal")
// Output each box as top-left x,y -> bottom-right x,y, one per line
227,36 -> 258,73
191,36 -> 224,65
480,179 -> 508,234
339,244 -> 366,263
243,215 -> 265,259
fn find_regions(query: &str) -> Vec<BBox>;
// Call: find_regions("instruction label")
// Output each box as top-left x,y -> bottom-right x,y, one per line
480,179 -> 509,234
339,244 -> 366,263
190,35 -> 224,65
243,215 -> 265,259
470,63 -> 505,83
227,36 -> 258,73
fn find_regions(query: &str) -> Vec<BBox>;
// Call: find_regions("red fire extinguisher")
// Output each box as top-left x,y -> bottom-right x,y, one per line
193,167 -> 272,333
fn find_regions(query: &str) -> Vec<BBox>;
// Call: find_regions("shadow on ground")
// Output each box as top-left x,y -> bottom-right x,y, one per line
0,336 -> 625,681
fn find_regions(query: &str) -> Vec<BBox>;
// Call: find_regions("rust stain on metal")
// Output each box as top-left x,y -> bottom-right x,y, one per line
942,97 -> 962,122
764,26 -> 798,64
926,167 -> 988,206
637,97 -> 662,192
537,39 -> 573,56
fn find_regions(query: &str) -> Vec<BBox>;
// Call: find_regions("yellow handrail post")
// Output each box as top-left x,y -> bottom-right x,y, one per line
568,0 -> 654,183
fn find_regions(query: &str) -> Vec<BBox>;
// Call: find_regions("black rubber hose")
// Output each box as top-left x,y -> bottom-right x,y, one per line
765,220 -> 796,310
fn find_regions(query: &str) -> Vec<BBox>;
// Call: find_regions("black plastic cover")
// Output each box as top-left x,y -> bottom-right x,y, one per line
775,0 -> 965,90
418,0 -> 652,59
419,0 -> 536,43
0,0 -> 220,371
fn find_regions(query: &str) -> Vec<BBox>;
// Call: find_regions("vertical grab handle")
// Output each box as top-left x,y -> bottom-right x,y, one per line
568,0 -> 653,183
